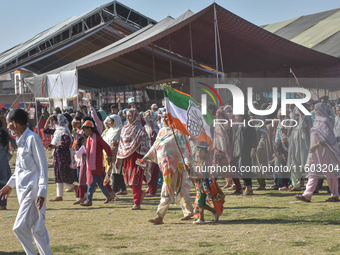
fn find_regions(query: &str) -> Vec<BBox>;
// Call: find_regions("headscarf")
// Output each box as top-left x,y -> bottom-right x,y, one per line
314,103 -> 338,146
51,114 -> 72,146
144,110 -> 160,135
103,115 -> 123,146
224,105 -> 235,120
117,108 -> 151,158
216,106 -> 229,119
98,110 -> 107,121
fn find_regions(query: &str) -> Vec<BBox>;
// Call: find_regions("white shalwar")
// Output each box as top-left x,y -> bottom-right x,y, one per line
6,128 -> 52,255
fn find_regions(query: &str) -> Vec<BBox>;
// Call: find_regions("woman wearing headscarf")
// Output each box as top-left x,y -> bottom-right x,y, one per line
0,119 -> 17,210
107,115 -> 127,195
44,114 -> 77,201
296,103 -> 340,202
213,106 -> 233,189
287,107 -> 312,191
143,110 -> 160,197
115,108 -> 151,210
142,111 -> 193,224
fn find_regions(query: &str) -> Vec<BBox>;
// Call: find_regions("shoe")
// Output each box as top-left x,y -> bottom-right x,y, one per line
49,197 -> 63,202
80,201 -> 92,206
214,213 -> 219,223
0,206 -> 7,210
180,214 -> 193,220
148,217 -> 164,224
131,204 -> 141,210
193,219 -> 206,224
116,191 -> 128,195
256,187 -> 266,190
146,193 -> 156,197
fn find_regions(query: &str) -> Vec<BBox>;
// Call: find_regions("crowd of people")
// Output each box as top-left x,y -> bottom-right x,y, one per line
1,93 -> 340,252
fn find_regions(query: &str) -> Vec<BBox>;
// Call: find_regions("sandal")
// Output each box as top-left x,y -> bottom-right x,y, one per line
279,186 -> 289,191
289,188 -> 302,192
131,204 -> 141,210
49,196 -> 63,202
232,190 -> 243,195
227,185 -> 237,191
193,219 -> 206,224
295,195 -> 311,202
325,197 -> 339,202
180,214 -> 193,220
80,201 -> 92,206
148,217 -> 164,224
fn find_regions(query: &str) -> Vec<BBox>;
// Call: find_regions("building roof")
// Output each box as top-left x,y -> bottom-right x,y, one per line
262,8 -> 340,57
0,0 -> 156,76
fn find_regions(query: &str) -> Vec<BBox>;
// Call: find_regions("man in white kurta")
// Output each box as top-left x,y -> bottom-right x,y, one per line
0,109 -> 52,255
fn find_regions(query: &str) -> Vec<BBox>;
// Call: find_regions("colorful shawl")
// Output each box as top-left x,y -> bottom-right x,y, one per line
117,108 -> 150,159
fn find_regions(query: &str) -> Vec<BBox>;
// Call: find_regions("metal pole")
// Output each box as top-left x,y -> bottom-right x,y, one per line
152,47 -> 156,102
169,35 -> 173,84
214,4 -> 219,84
189,22 -> 195,99
22,81 -> 25,110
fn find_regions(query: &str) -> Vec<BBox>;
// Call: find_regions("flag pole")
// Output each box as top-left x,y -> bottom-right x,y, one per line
170,126 -> 190,175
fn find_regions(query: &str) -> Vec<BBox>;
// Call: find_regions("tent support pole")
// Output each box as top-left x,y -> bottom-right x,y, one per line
35,99 -> 39,133
315,67 -> 319,100
214,3 -> 219,85
189,22 -> 195,99
169,35 -> 173,84
152,47 -> 156,103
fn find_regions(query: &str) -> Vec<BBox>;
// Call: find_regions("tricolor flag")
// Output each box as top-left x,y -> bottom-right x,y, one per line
164,85 -> 214,149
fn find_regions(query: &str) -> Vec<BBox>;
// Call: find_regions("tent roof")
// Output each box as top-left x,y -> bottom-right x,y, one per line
26,4 -> 340,92
262,8 -> 340,58
0,0 -> 156,76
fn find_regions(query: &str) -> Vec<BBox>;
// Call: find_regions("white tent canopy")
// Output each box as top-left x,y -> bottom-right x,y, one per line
25,69 -> 78,100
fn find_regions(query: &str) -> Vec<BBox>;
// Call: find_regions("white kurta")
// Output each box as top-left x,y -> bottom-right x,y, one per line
7,128 -> 52,255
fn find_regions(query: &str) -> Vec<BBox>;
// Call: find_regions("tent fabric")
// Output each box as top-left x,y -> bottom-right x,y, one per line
262,8 -> 340,58
47,70 -> 78,99
25,70 -> 77,99
25,4 -> 340,93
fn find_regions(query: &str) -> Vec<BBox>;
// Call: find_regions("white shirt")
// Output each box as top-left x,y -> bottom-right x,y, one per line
7,127 -> 48,198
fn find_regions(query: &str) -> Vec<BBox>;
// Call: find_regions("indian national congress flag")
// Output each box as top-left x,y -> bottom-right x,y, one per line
163,85 -> 214,148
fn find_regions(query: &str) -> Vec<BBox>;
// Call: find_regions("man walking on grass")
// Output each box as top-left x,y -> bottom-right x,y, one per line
0,109 -> 52,255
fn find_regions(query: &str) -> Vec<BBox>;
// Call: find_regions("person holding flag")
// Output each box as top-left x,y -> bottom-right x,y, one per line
142,111 -> 193,224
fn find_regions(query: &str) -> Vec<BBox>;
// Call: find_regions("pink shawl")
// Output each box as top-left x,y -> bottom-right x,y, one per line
117,108 -> 151,159
85,133 -> 97,185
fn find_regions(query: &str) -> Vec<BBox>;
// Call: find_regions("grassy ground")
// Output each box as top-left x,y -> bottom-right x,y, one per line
1,151 -> 340,255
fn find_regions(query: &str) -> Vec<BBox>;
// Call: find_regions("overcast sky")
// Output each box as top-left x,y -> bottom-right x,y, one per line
1,0 -> 339,53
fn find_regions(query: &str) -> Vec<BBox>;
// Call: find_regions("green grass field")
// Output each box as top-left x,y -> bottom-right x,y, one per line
1,151 -> 340,255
